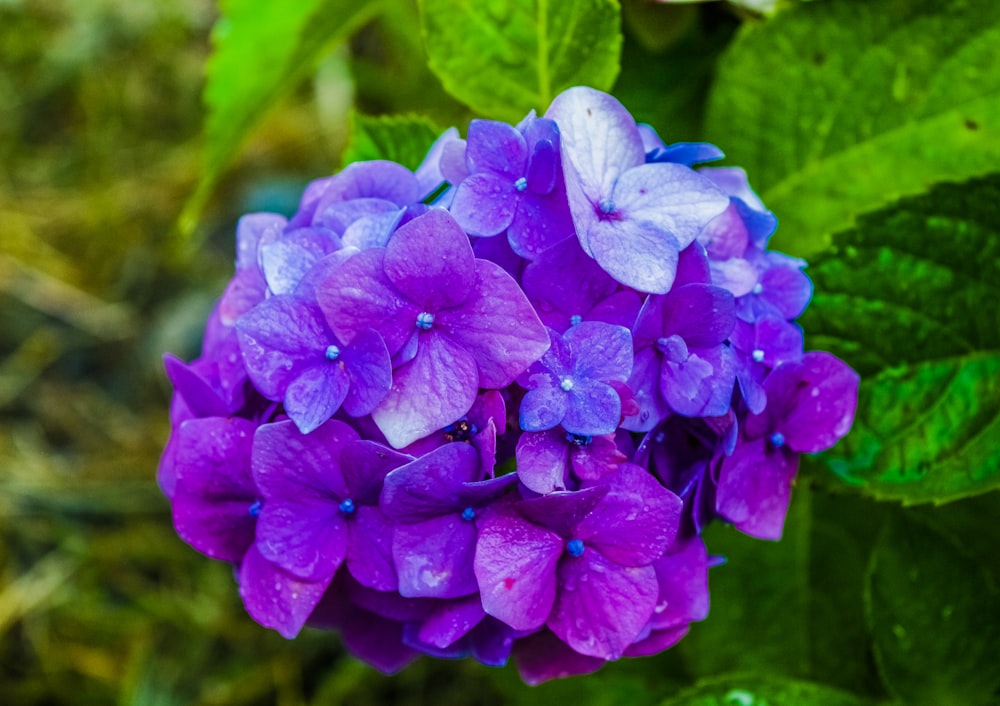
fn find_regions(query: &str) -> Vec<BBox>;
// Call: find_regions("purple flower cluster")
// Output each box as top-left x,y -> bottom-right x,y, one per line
159,87 -> 859,683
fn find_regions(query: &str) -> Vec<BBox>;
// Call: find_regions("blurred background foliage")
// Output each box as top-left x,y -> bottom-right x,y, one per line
1,0 -> 998,704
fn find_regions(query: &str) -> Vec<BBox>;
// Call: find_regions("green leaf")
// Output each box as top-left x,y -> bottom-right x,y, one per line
340,113 -> 444,171
680,487 -> 885,695
866,514 -> 1000,706
661,674 -> 872,706
177,0 -> 384,246
418,0 -> 622,122
802,174 -> 1000,504
705,0 -> 1000,257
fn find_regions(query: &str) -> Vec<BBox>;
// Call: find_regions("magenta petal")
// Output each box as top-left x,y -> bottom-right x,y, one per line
341,328 -> 392,417
381,442 -> 482,520
514,630 -> 605,685
661,345 -> 734,418
317,248 -> 419,355
662,284 -> 736,349
515,429 -> 570,494
516,486 -> 608,537
623,347 -> 671,432
548,551 -> 658,659
576,465 -> 681,565
438,259 -> 549,388
346,506 -> 397,591
648,538 -> 710,631
589,217 -> 681,294
571,434 -> 626,483
418,594 -> 486,648
340,439 -> 412,504
451,172 -> 519,236
238,545 -> 331,639
383,209 -> 475,310
613,163 -> 729,251
716,438 -> 798,540
372,332 -> 479,448
284,363 -> 349,434
624,625 -> 689,657
777,351 -> 860,453
475,506 -> 562,631
394,514 -> 479,598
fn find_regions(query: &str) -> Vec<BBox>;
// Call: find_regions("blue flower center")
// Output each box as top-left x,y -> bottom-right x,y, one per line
461,507 -> 476,522
565,432 -> 592,447
566,539 -> 585,558
514,177 -> 528,192
339,498 -> 356,515
560,377 -> 575,391
416,311 -> 435,330
248,500 -> 262,518
569,314 -> 583,326
770,432 -> 785,448
752,349 -> 765,363
599,198 -> 616,214
325,344 -> 341,361
752,283 -> 764,295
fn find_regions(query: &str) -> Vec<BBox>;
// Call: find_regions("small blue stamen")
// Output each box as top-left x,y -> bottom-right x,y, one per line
566,432 -> 592,447
416,311 -> 435,330
560,377 -> 574,392
339,498 -> 356,515
599,198 -> 616,214
461,507 -> 476,522
569,314 -> 583,326
514,177 -> 528,192
566,539 -> 585,558
248,500 -> 262,518
325,344 -> 341,361
770,432 -> 785,448
752,349 -> 765,363
752,283 -> 764,295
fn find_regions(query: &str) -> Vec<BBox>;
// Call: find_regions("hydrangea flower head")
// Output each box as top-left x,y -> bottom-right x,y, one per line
160,86 -> 859,682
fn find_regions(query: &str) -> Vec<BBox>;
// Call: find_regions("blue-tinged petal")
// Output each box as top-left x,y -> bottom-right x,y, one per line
339,439 -> 411,504
415,127 -> 461,200
466,119 -> 528,179
548,551 -> 658,660
519,383 -> 569,432
450,172 -> 519,236
648,142 -> 725,166
515,429 -> 571,494
383,208 -> 476,310
254,491 -> 347,582
588,216 -> 681,294
661,344 -> 735,418
566,321 -> 633,383
563,379 -> 621,436
284,363 -> 350,434
372,332 -> 479,448
661,283 -> 736,349
612,163 -> 730,251
259,227 -> 341,295
621,347 -> 670,432
314,160 -> 420,208
235,212 -> 286,269
340,208 -> 405,250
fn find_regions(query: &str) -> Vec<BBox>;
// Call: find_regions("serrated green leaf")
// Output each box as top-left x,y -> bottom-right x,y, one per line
802,174 -> 1000,504
705,0 -> 1000,257
418,0 -> 622,122
661,674 -> 872,706
341,113 -> 444,171
866,514 -> 1000,706
177,0 -> 384,246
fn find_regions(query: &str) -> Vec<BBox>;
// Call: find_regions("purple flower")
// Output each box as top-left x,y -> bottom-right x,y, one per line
251,419 -> 410,591
545,87 -> 729,293
380,442 -> 518,598
169,417 -> 259,562
317,208 -> 549,447
625,247 -> 737,429
236,292 -> 392,433
519,322 -> 633,436
716,352 -> 859,539
475,465 -> 682,659
515,428 -> 626,494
